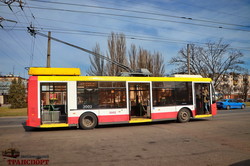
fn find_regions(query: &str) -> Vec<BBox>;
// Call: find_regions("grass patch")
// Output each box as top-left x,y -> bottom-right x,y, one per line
0,107 -> 27,117
244,102 -> 250,107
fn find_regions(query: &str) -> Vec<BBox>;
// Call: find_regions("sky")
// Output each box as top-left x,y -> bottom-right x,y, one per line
0,0 -> 250,78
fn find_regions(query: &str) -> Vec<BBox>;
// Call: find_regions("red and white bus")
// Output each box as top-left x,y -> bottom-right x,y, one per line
26,67 -> 217,129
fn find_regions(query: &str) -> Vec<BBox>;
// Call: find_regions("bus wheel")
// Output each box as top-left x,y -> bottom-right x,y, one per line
226,105 -> 230,110
79,113 -> 97,130
241,105 -> 245,109
177,108 -> 190,123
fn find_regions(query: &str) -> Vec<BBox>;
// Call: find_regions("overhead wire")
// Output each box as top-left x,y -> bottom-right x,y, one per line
1,0 -> 250,69
1,5 -> 249,45
1,4 -> 250,32
176,0 -> 250,20
3,24 -> 250,51
0,37 -> 26,67
3,9 -> 249,51
20,1 -> 45,66
31,0 -> 250,28
90,0 -> 223,24
0,1 -> 43,67
2,29 -> 31,64
11,0 -> 46,65
26,6 -> 250,32
23,0 -> 48,65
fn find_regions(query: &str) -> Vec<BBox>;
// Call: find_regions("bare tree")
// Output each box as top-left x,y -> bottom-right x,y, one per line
170,39 -> 244,89
106,32 -> 127,76
88,32 -> 166,77
87,43 -> 106,76
152,52 -> 165,77
128,45 -> 165,76
137,47 -> 153,71
128,44 -> 137,71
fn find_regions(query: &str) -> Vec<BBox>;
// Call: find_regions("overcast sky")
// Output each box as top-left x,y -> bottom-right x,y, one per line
1,0 -> 250,78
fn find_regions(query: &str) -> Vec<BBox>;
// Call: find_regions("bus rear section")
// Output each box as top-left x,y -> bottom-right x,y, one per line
26,67 -> 81,128
26,76 -> 71,128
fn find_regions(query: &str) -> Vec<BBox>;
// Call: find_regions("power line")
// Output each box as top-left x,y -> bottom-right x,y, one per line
2,5 -> 250,46
3,24 -> 250,51
2,28 -> 43,66
1,2 -> 250,51
0,37 -> 25,67
176,0 -> 250,20
2,4 -> 250,32
31,0 -> 250,28
23,0 -> 48,65
90,0 -> 227,25
0,1 -> 46,67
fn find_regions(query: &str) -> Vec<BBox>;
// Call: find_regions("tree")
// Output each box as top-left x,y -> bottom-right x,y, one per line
87,32 -> 166,77
8,77 -> 27,108
152,51 -> 165,77
106,32 -> 127,76
137,47 -> 153,72
128,45 -> 165,76
128,44 -> 137,71
170,39 -> 244,89
87,43 -> 106,76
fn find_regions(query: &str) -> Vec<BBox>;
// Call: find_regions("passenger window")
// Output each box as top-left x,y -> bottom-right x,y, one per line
77,81 -> 126,109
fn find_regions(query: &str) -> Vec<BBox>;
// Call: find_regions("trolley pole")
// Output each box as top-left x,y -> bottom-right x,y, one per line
187,44 -> 190,75
47,31 -> 51,67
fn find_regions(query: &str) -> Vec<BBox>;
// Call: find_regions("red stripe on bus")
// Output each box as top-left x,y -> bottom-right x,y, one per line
191,110 -> 196,116
151,112 -> 178,120
68,117 -> 79,124
26,76 -> 40,127
98,115 -> 130,123
211,103 -> 217,115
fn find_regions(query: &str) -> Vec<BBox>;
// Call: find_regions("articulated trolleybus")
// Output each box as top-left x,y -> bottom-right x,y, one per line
26,67 -> 217,129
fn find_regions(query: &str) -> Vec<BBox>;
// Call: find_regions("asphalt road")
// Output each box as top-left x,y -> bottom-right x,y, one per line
0,108 -> 250,166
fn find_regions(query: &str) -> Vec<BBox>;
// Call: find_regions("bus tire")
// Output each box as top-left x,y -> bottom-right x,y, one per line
79,112 -> 97,130
177,108 -> 190,123
241,104 -> 245,109
226,105 -> 230,110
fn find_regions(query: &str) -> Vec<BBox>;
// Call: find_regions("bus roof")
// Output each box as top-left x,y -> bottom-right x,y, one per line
29,67 -> 81,76
36,75 -> 212,82
29,67 -> 212,82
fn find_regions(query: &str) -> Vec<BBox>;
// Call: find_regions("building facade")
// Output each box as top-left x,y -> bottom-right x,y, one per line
216,73 -> 250,101
0,75 -> 27,105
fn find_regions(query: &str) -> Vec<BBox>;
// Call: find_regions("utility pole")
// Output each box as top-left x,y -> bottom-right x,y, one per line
187,44 -> 190,75
47,31 -> 51,67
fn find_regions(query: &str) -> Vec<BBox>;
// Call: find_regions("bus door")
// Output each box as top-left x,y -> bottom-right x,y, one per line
128,83 -> 151,119
40,83 -> 68,124
194,83 -> 211,115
